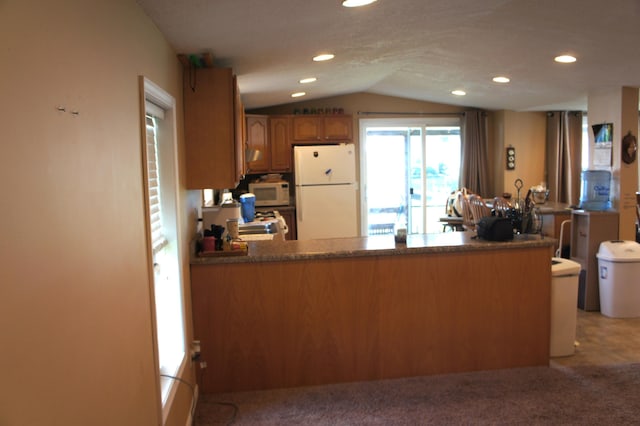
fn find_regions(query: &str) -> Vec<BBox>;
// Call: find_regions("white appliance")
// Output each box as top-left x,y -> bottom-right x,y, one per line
248,180 -> 290,206
294,144 -> 358,240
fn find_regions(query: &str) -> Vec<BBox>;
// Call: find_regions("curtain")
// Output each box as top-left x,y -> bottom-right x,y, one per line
545,111 -> 582,206
460,109 -> 490,195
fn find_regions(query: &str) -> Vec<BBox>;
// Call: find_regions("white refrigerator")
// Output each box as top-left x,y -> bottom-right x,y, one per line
294,144 -> 358,240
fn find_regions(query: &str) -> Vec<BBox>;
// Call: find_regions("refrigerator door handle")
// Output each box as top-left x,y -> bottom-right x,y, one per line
296,190 -> 302,222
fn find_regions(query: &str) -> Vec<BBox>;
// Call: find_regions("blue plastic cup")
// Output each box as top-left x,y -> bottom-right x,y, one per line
239,193 -> 256,223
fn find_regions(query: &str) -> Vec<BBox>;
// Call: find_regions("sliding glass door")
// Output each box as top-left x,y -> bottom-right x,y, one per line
360,118 -> 461,235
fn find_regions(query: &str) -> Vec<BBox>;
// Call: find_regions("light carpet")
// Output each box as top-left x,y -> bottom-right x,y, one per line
195,363 -> 640,425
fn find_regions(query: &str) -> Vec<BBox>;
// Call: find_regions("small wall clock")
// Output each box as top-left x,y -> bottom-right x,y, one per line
506,147 -> 516,170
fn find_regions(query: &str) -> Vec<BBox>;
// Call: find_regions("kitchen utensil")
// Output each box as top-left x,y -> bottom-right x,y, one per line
513,178 -> 523,210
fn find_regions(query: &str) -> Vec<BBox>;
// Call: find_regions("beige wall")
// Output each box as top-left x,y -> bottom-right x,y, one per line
0,1 -> 197,425
492,111 -> 547,198
251,93 -> 467,147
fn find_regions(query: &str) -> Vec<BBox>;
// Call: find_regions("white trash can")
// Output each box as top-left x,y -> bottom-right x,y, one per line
596,240 -> 640,318
550,257 -> 581,357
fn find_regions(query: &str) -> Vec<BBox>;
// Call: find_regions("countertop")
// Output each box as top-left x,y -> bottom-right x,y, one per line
256,205 -> 295,212
191,231 -> 556,265
534,201 -> 574,214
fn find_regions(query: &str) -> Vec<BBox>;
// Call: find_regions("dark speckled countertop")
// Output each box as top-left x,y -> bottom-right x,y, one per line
191,231 -> 556,265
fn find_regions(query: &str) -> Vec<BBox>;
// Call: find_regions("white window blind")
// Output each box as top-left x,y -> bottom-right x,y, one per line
145,113 -> 168,254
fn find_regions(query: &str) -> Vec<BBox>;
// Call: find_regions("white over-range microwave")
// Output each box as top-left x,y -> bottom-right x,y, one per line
248,181 -> 290,206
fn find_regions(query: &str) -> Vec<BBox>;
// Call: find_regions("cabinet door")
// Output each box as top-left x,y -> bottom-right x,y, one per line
183,67 -> 238,189
323,115 -> 352,141
245,115 -> 269,173
269,116 -> 292,172
570,211 -> 619,311
292,116 -> 322,141
234,77 -> 246,181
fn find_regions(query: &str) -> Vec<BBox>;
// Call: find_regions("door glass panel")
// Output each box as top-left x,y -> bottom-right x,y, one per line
364,128 -> 408,235
361,120 -> 461,235
408,128 -> 423,234
425,126 -> 461,233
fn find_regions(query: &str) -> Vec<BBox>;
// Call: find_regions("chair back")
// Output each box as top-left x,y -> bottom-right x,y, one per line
492,197 -> 512,217
458,192 -> 475,231
468,194 -> 491,224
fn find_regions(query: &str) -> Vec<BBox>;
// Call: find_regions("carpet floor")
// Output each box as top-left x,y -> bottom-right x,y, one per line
195,363 -> 640,425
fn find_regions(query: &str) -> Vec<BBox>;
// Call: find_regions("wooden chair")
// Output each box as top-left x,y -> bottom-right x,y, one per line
468,194 -> 491,225
458,192 -> 475,231
492,196 -> 512,217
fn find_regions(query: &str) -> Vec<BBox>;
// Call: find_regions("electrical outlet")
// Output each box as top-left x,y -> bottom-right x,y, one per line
200,361 -> 207,369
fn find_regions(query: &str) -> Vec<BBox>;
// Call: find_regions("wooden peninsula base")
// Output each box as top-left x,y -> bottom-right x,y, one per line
191,234 -> 554,393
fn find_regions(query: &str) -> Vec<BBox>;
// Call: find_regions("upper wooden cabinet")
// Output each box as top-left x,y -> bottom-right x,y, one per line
292,115 -> 352,142
245,115 -> 292,173
269,116 -> 292,172
234,76 -> 247,181
183,67 -> 245,189
245,115 -> 269,174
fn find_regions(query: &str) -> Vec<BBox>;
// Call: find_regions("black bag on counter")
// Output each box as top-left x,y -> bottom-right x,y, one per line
477,216 -> 513,241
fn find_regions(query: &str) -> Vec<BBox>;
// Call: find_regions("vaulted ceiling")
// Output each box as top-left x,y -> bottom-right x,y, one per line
136,0 -> 640,111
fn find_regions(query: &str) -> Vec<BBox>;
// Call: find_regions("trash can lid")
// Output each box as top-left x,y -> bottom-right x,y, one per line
596,240 -> 640,262
551,257 -> 581,276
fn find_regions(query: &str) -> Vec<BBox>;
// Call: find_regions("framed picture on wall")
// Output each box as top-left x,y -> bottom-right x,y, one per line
592,123 -> 613,166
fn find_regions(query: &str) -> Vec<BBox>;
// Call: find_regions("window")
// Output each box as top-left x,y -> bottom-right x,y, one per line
142,78 -> 186,420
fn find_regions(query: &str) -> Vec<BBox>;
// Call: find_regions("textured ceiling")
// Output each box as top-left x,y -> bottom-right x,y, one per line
136,0 -> 640,111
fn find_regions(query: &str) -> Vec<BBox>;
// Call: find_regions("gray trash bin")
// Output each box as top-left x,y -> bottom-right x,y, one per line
596,240 -> 640,318
550,257 -> 581,357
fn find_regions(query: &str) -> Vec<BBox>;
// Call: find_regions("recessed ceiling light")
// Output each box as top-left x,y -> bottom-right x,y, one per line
492,76 -> 510,83
554,55 -> 577,63
299,77 -> 317,84
313,53 -> 335,62
451,90 -> 466,96
291,92 -> 306,98
342,0 -> 377,7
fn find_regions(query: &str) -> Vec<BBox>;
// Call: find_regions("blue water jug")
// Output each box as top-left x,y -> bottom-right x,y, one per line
239,193 -> 256,223
579,170 -> 611,211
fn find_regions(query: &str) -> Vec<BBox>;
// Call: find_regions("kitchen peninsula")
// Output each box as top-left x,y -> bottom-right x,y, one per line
191,232 -> 556,393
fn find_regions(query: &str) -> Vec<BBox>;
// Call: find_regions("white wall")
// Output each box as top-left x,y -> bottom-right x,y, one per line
0,1 -> 196,424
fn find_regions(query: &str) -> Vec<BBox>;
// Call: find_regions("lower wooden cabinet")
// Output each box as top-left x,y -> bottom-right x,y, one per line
570,210 -> 619,311
278,208 -> 296,240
